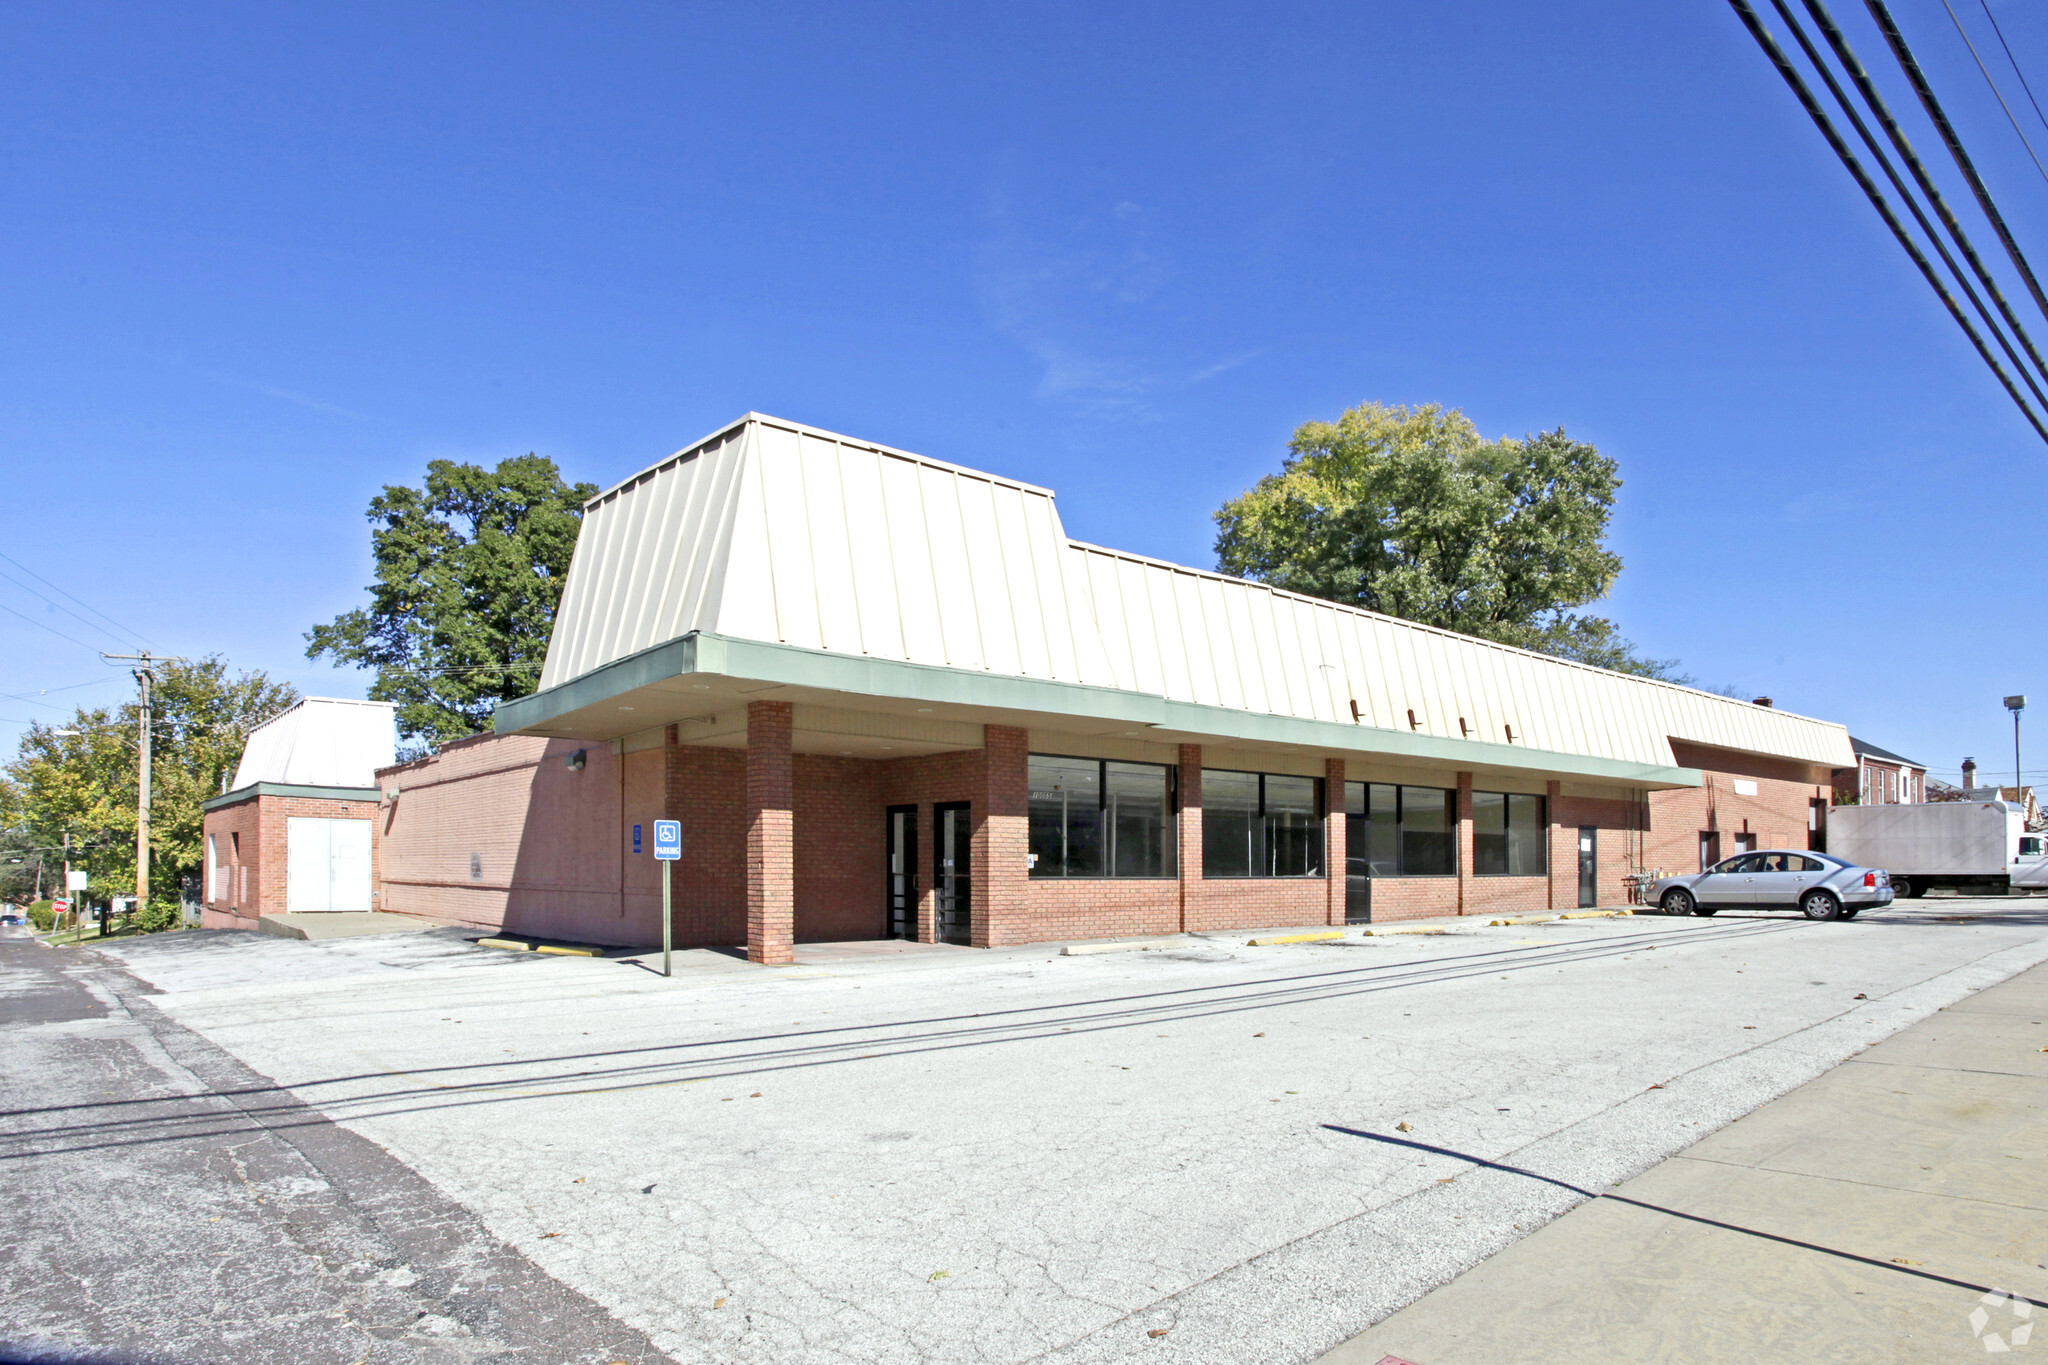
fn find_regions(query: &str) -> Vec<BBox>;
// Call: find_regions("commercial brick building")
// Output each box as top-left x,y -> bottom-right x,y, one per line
200,697 -> 395,929
369,413 -> 1853,961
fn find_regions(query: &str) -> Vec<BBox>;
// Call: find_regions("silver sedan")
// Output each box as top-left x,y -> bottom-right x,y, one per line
1650,850 -> 1892,921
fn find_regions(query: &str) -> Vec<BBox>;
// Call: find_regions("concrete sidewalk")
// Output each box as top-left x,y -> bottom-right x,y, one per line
1318,960 -> 2048,1364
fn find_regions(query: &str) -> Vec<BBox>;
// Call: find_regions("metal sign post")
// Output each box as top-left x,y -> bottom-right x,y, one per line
652,820 -> 682,977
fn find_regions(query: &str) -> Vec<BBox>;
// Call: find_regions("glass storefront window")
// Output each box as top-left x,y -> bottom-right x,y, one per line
1028,755 -> 1175,878
1202,770 -> 1325,877
1344,781 -> 1456,877
1474,791 -> 1547,876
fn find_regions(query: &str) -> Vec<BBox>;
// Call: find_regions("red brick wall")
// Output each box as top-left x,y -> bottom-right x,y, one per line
376,733 -> 640,943
1645,775 -> 1827,877
662,740 -> 746,947
357,724 -> 1833,948
200,795 -> 264,929
199,791 -> 377,929
793,754 -> 884,941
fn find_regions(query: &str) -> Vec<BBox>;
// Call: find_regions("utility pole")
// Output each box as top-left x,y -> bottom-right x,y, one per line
103,651 -> 185,931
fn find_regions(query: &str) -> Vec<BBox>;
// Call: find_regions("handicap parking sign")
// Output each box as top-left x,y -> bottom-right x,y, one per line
653,819 -> 682,861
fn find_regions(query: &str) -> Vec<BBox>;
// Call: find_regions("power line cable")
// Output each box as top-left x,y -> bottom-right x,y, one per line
1785,0 -> 2048,407
1728,0 -> 2048,441
1977,0 -> 2048,137
1865,0 -> 2048,344
0,564 -> 137,649
1941,0 -> 2048,188
0,550 -> 150,647
1802,0 -> 2048,392
0,600 -> 104,653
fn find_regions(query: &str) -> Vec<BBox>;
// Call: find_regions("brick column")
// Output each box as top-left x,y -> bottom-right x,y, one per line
976,725 -> 1029,947
1325,757 -> 1348,926
1177,745 -> 1202,932
1546,780 -> 1563,911
1455,771 -> 1474,916
745,700 -> 795,964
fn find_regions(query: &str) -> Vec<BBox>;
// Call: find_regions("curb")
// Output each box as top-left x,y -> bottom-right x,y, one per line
1246,931 -> 1345,946
478,937 -> 611,957
1062,940 -> 1169,956
1359,926 -> 1449,936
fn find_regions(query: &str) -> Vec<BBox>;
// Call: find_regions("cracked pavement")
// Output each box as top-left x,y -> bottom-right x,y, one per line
0,936 -> 667,1365
7,901 -> 2048,1363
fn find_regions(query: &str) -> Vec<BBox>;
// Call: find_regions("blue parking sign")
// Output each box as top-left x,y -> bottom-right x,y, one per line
653,819 -> 682,861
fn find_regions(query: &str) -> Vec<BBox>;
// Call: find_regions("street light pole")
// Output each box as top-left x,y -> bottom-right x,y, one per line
2005,695 -> 2028,802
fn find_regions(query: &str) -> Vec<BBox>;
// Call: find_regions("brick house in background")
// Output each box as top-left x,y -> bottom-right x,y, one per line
200,698 -> 396,929
368,414 -> 1852,959
1832,737 -> 1927,807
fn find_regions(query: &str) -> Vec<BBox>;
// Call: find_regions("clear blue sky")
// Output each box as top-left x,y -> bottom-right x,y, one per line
5,0 -> 2047,785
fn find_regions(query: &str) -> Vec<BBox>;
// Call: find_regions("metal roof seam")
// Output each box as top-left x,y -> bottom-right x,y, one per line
1063,538 -> 1838,730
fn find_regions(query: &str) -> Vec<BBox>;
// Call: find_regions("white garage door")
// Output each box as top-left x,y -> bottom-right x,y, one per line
287,817 -> 373,912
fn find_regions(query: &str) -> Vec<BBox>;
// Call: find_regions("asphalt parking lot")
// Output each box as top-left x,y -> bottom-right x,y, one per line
7,899 -> 2048,1364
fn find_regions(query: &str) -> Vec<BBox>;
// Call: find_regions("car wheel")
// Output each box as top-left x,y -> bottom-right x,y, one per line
1660,888 -> 1694,917
1802,889 -> 1843,921
1890,876 -> 1912,900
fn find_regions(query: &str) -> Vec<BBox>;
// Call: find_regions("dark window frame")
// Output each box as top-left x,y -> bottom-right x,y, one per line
1201,769 -> 1327,879
1026,753 -> 1178,880
1345,781 -> 1459,878
1472,790 -> 1548,878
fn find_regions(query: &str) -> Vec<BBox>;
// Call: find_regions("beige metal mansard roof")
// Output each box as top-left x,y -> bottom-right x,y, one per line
498,413 -> 1854,787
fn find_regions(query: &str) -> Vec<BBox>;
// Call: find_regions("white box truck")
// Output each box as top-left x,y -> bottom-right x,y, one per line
1825,801 -> 2048,898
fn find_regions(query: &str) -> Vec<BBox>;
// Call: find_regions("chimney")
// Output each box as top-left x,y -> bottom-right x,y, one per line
1751,697 -> 1773,708
1963,757 -> 1978,789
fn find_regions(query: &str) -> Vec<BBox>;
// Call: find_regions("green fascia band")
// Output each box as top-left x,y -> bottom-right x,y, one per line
203,783 -> 384,812
496,631 -> 1704,789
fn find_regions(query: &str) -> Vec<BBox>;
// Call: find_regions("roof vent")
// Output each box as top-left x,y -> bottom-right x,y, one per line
1751,697 -> 1773,708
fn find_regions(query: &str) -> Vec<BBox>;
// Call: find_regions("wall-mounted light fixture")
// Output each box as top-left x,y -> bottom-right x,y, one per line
566,749 -> 587,770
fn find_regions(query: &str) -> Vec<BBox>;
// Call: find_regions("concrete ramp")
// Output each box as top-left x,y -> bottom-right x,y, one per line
255,912 -> 438,941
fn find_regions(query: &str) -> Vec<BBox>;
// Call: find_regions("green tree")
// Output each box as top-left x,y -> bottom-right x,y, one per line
3,658 -> 297,930
1214,401 -> 1680,678
307,455 -> 596,755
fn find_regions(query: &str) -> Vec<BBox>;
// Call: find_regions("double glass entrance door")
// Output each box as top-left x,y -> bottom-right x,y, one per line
885,804 -> 971,945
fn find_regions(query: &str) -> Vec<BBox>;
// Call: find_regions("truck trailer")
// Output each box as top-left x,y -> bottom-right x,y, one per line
1824,800 -> 2048,898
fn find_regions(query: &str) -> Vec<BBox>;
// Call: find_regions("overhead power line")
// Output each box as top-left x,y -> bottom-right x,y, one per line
1863,0 -> 2048,350
1799,0 -> 2048,394
1781,0 -> 2048,412
0,564 -> 136,649
1940,0 -> 2048,190
1727,0 -> 2048,441
1975,0 -> 2048,139
0,549 -> 151,647
0,599 -> 104,653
